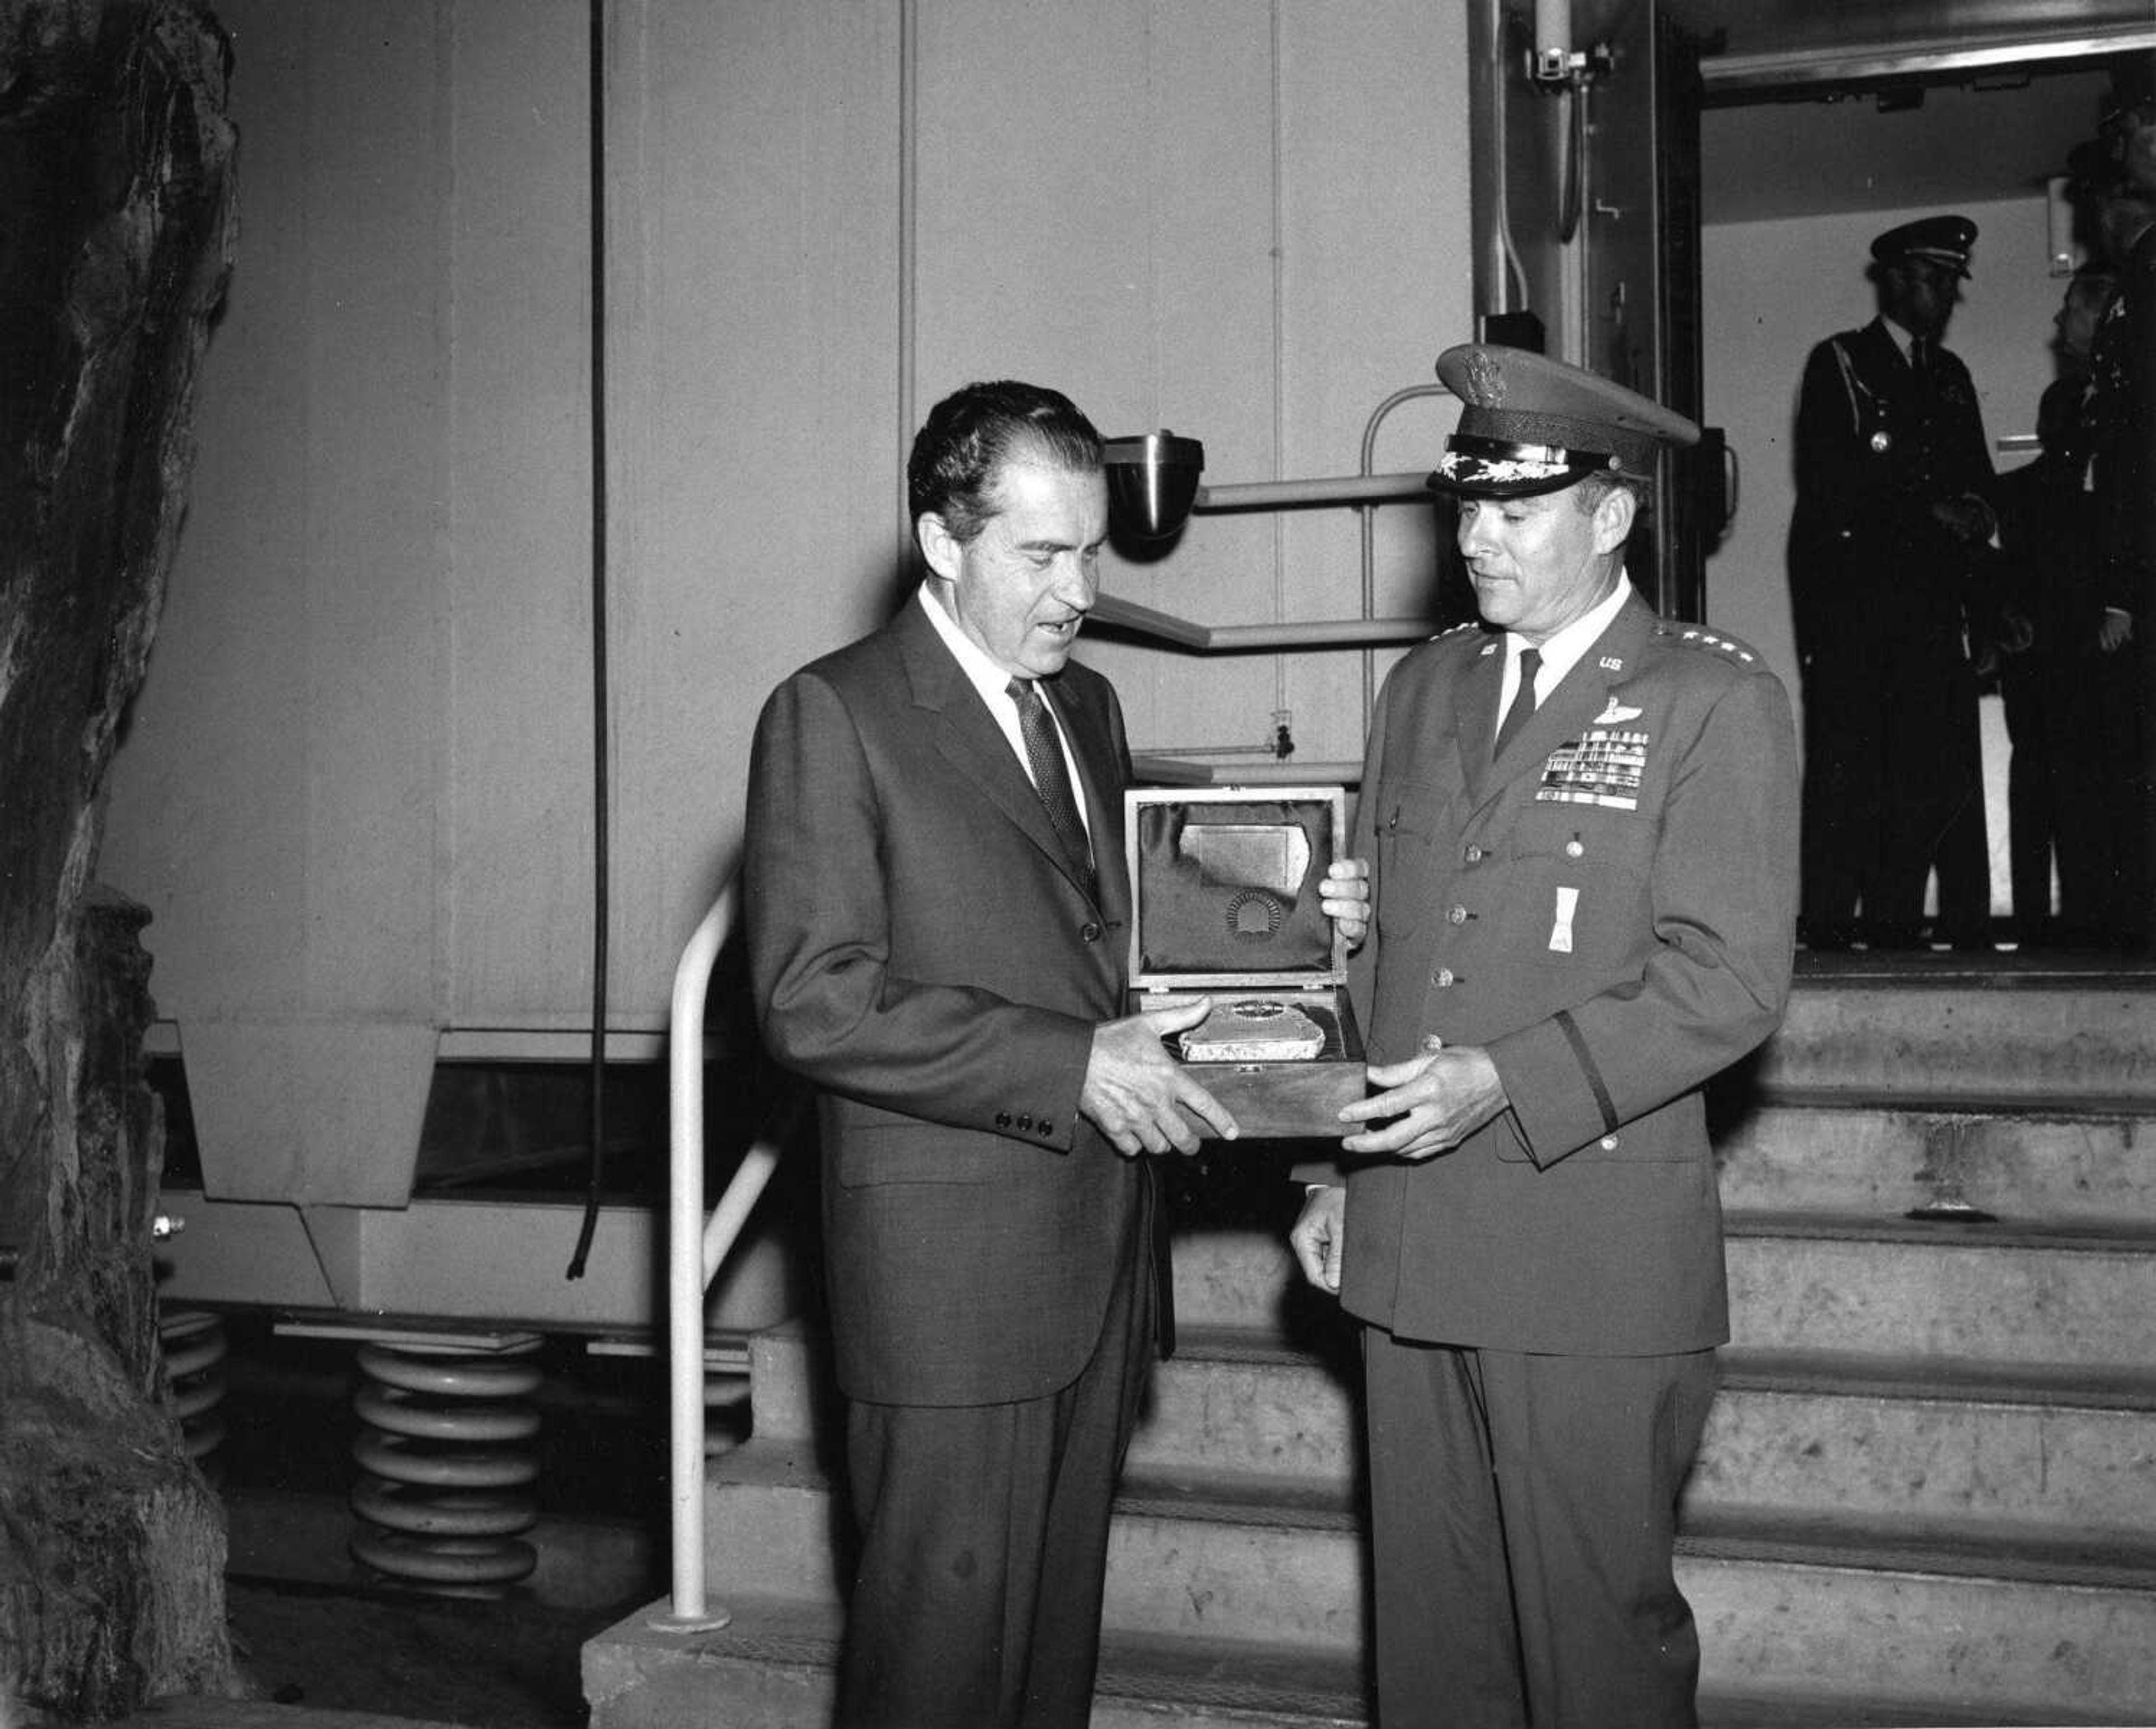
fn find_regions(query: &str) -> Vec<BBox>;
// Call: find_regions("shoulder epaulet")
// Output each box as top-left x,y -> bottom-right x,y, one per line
1431,619 -> 1482,643
1653,620 -> 1769,669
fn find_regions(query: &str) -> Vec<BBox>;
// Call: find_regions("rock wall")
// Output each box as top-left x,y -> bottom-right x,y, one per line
0,0 -> 239,1717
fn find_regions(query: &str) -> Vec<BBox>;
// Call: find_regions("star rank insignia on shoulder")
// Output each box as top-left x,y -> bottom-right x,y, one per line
1657,620 -> 1765,667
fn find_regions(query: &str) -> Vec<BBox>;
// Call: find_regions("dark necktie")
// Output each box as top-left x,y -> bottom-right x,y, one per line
1493,646 -> 1542,758
1008,678 -> 1093,880
1911,337 -> 1935,394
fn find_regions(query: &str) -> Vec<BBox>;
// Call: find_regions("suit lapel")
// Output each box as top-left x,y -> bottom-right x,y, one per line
894,602 -> 1103,905
1456,632 -> 1504,793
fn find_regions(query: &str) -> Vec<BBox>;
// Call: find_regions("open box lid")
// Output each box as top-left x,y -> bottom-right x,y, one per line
1125,785 -> 1349,991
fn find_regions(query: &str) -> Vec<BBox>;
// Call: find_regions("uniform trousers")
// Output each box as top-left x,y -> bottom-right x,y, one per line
1364,1330 -> 1719,1729
835,1184 -> 1156,1729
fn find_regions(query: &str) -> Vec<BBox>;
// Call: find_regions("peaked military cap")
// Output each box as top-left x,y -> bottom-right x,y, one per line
2101,49 -> 2156,133
1428,345 -> 1700,498
1870,214 -> 1977,278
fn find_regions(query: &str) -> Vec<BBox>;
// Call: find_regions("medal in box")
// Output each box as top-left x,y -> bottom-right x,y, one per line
1125,785 -> 1365,1140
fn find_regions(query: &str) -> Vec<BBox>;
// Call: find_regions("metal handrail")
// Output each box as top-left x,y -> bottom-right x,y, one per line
656,872 -> 786,1631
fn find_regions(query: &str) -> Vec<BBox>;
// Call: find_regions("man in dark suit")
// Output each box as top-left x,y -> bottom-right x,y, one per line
1788,215 -> 2000,950
743,381 -> 1241,1729
1291,346 -> 1799,1728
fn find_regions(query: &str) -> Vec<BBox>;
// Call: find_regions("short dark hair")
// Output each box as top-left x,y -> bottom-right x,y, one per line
1566,469 -> 1649,518
907,381 -> 1104,542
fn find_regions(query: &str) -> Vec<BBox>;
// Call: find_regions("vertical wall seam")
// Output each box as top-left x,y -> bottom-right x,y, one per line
896,0 -> 918,569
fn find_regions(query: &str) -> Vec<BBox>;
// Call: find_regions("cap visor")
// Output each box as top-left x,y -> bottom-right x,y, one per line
1428,447 -> 1601,498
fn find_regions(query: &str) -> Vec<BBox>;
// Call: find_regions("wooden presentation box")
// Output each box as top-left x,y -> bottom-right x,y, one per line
1125,785 -> 1365,1141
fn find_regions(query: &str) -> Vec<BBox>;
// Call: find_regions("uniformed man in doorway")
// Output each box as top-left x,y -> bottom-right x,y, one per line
2085,57 -> 2156,948
1292,346 -> 1800,1729
1788,216 -> 2000,950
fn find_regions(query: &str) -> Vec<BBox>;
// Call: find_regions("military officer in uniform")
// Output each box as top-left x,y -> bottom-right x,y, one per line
2084,62 -> 2156,946
1292,346 -> 1800,1728
1788,215 -> 2000,949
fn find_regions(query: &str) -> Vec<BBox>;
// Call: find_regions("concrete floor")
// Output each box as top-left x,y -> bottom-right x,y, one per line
121,1577 -> 613,1729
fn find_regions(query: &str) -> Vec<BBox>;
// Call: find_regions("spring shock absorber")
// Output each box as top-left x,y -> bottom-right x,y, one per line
158,1306 -> 230,1479
348,1335 -> 545,1595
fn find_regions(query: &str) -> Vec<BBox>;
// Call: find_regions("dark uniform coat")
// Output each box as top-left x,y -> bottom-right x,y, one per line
1339,592 -> 1799,1355
2088,221 -> 2156,943
1994,376 -> 2139,943
1789,316 -> 1996,945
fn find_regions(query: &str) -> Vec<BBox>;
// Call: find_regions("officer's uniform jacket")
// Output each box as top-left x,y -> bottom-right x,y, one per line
1338,591 -> 1799,1357
2087,221 -> 2156,616
1788,317 -> 1996,662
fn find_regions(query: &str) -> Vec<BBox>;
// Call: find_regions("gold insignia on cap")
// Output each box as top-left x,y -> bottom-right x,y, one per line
1464,348 -> 1505,406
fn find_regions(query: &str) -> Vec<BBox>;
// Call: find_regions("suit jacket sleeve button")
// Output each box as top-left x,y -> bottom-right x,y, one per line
996,1111 -> 1012,1128
1040,1118 -> 1054,1137
1017,1113 -> 1034,1131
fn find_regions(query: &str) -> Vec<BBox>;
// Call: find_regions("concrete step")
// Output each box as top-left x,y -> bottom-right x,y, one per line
687,1438 -> 2156,1722
1727,1213 -> 2156,1365
1715,1100 -> 2156,1226
584,1589 -> 2132,1729
1694,1349 -> 2156,1536
745,1312 -> 2156,1538
1166,1220 -> 2156,1366
1756,977 -> 2156,1108
1132,1333 -> 2156,1538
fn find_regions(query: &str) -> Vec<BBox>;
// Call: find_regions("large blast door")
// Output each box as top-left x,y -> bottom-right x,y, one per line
1469,1 -> 1711,620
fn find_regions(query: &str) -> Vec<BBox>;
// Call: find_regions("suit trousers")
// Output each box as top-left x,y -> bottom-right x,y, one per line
1364,1330 -> 1718,1729
835,1174 -> 1157,1729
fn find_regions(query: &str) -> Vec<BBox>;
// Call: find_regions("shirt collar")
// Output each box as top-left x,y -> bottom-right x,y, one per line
916,580 -> 1031,710
1511,575 -> 1633,690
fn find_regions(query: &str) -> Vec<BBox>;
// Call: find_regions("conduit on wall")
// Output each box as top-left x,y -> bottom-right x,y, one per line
568,0 -> 611,1280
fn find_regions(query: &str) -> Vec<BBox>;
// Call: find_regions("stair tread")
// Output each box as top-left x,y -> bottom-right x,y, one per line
588,1595 -> 2136,1728
1723,1208 -> 2156,1250
1161,1326 -> 2156,1414
1119,1479 -> 2156,1593
1752,1081 -> 2156,1118
1682,1502 -> 2156,1590
1067,1462 -> 2156,1590
1716,1345 -> 2156,1410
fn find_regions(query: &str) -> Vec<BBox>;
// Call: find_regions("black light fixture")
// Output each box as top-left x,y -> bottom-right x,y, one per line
1102,431 -> 1205,539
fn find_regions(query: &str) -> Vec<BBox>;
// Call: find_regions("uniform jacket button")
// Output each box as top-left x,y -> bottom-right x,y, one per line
1080,921 -> 1102,942
1464,844 -> 1485,863
1599,1135 -> 1619,1150
1447,905 -> 1468,925
1433,967 -> 1455,987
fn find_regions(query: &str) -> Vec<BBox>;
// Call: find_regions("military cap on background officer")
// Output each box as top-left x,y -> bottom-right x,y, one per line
1869,213 -> 1978,280
2102,49 -> 2156,145
1428,342 -> 1700,497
